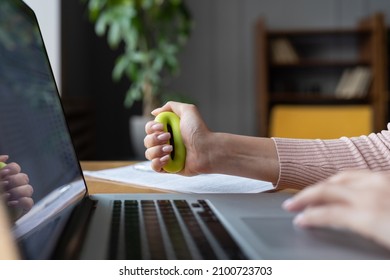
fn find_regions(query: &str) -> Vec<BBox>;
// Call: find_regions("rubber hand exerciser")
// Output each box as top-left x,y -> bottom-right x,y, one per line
155,112 -> 186,173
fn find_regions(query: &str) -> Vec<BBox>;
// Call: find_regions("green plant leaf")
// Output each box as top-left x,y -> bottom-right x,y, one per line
126,62 -> 139,81
129,51 -> 149,63
124,86 -> 142,108
152,56 -> 164,73
95,12 -> 109,36
141,0 -> 154,10
86,0 -> 193,110
107,21 -> 121,48
112,55 -> 128,81
88,0 -> 106,21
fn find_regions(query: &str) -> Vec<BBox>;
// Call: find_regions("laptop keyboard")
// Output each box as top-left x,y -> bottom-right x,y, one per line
108,199 -> 246,260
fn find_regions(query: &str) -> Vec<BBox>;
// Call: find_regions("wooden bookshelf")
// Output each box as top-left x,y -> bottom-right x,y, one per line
256,13 -> 388,138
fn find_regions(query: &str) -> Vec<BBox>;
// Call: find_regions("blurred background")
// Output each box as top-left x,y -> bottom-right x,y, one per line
23,0 -> 390,160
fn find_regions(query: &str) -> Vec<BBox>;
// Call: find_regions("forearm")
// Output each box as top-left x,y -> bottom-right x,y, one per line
273,129 -> 390,189
203,128 -> 390,190
206,133 -> 280,185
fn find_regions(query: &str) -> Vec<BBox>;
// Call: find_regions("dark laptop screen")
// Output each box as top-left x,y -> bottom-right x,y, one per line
0,0 -> 87,259
0,0 -> 85,232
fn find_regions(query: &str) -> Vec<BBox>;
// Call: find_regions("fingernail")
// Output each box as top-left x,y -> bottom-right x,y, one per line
2,192 -> 10,200
281,198 -> 293,210
293,213 -> 306,227
0,168 -> 10,176
162,145 -> 173,153
7,200 -> 18,207
152,123 -> 163,130
160,155 -> 170,163
157,133 -> 170,141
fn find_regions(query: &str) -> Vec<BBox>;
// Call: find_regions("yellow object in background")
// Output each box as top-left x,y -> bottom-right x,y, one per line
269,105 -> 372,139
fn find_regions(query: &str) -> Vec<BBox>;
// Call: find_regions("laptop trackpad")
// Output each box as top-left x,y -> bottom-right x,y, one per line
242,217 -> 390,259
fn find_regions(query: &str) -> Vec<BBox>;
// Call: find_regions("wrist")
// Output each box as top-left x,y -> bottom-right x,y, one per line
205,133 -> 280,184
191,131 -> 220,175
205,132 -> 227,174
205,132 -> 242,175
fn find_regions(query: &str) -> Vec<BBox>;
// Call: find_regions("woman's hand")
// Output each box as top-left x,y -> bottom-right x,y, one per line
283,170 -> 390,250
144,101 -> 212,176
0,155 -> 34,218
144,101 -> 280,184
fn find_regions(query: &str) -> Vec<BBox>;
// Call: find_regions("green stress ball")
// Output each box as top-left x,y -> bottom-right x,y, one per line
155,112 -> 186,173
0,162 -> 6,169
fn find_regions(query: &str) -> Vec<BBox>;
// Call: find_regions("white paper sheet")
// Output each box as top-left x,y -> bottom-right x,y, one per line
83,161 -> 274,193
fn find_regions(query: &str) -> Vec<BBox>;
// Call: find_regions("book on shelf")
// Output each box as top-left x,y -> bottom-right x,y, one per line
270,38 -> 299,63
335,67 -> 372,99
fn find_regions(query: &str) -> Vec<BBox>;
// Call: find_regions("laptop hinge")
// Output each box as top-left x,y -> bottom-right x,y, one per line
51,197 -> 96,259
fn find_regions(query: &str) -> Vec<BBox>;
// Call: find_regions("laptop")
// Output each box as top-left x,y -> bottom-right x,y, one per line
1,0 -> 390,260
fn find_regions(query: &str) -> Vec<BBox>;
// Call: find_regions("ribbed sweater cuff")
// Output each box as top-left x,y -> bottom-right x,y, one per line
271,136 -> 379,189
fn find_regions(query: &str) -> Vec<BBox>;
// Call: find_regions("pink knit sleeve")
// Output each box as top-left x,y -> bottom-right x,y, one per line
272,124 -> 390,189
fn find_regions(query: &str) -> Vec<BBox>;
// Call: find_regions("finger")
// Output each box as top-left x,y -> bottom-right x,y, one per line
150,157 -> 169,173
145,121 -> 164,134
145,145 -> 173,161
293,205 -> 375,241
0,180 -> 9,191
2,192 -> 10,201
293,205 -> 351,229
151,101 -> 178,116
282,182 -> 350,212
6,184 -> 33,201
325,170 -> 377,189
144,132 -> 171,149
151,101 -> 193,118
19,197 -> 35,212
286,171 -> 390,210
0,167 -> 11,179
8,197 -> 34,212
4,173 -> 30,190
1,162 -> 21,176
0,155 -> 9,162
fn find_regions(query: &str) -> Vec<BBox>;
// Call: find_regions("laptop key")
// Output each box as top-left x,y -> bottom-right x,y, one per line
198,200 -> 247,259
124,200 -> 141,259
174,200 -> 217,259
108,200 -> 122,259
158,200 -> 192,259
141,200 -> 167,259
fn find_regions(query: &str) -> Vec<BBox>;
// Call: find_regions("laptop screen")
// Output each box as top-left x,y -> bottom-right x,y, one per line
0,0 -> 86,258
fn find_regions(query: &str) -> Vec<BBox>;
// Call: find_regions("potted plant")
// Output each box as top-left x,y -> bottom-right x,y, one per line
85,0 -> 193,157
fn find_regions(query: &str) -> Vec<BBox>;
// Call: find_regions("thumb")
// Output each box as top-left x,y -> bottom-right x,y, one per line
0,155 -> 9,163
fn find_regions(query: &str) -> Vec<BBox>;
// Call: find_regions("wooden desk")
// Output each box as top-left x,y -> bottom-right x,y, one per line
80,161 -> 168,194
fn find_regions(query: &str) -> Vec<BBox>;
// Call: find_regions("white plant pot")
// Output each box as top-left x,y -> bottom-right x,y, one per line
129,115 -> 153,160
